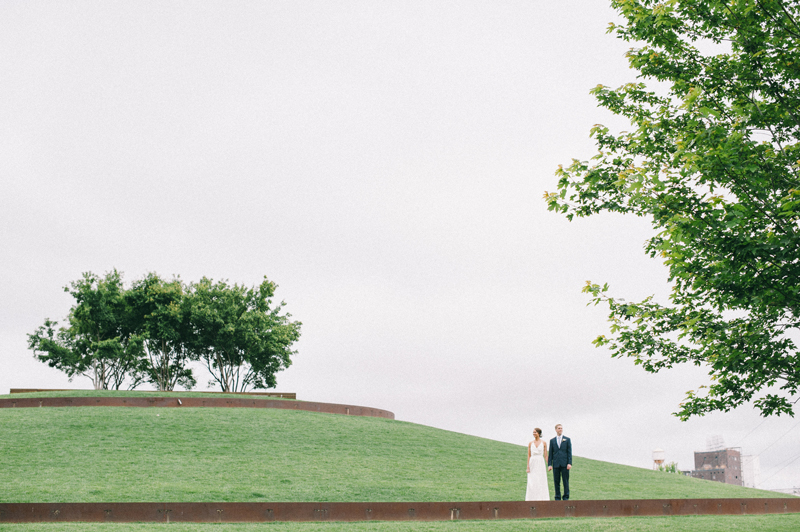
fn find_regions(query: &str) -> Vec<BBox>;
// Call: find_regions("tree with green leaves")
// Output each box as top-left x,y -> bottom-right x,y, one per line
125,273 -> 196,391
187,277 -> 301,392
28,270 -> 144,390
547,0 -> 800,419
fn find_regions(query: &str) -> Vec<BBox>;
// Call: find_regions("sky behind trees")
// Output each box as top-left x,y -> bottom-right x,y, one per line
1,0 -> 798,491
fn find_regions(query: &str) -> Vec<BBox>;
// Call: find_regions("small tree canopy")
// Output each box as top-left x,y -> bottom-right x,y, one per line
188,277 -> 301,393
547,0 -> 800,419
28,270 -> 144,390
125,273 -> 196,392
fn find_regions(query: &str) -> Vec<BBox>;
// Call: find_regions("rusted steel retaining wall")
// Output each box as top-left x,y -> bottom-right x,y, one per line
0,397 -> 394,419
9,389 -> 297,399
1,499 -> 798,523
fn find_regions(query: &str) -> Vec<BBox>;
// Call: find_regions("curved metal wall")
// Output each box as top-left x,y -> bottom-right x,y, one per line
0,396 -> 394,419
1,499 -> 798,523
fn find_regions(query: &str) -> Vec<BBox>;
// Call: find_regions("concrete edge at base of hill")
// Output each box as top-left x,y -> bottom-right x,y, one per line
1,499 -> 798,523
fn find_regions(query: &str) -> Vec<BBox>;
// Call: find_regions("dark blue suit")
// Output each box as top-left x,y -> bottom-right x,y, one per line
547,435 -> 572,500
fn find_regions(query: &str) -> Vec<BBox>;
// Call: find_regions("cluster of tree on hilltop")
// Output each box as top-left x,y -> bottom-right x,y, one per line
28,270 -> 301,393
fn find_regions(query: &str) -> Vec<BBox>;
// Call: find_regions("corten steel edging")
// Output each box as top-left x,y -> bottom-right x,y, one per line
0,397 -> 394,419
1,499 -> 798,523
9,389 -> 297,399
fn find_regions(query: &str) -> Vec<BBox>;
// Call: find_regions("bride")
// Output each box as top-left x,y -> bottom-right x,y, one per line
526,427 -> 549,501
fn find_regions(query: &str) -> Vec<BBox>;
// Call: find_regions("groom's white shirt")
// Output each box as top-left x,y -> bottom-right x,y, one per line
557,436 -> 562,447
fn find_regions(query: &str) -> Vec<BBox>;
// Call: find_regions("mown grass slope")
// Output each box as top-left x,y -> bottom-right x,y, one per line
0,392 -> 790,504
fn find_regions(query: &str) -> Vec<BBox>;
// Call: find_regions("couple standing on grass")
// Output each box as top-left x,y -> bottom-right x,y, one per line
525,423 -> 572,501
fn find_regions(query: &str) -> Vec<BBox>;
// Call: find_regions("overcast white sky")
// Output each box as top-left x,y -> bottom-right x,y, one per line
2,0 -> 798,492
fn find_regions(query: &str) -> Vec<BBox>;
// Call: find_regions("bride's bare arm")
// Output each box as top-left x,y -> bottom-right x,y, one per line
527,442 -> 532,473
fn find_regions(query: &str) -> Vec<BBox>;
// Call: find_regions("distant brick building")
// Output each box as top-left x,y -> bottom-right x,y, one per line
690,448 -> 743,486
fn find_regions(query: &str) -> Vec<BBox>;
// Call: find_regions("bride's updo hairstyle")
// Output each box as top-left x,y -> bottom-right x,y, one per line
533,428 -> 542,437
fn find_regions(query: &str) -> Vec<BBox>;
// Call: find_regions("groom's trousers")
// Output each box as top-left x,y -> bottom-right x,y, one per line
552,466 -> 569,500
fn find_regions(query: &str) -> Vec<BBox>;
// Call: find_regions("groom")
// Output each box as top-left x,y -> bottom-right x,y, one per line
547,423 -> 572,501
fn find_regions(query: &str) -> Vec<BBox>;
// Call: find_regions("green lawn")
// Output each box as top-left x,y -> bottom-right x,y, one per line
1,392 -> 796,530
0,401 -> 788,503
2,515 -> 800,531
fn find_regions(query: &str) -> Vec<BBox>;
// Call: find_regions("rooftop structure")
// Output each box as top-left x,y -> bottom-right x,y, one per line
690,448 -> 743,486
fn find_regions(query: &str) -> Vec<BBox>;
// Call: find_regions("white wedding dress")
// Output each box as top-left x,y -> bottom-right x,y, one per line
525,441 -> 549,501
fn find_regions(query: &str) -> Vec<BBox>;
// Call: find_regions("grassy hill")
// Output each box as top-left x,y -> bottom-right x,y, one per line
0,391 -> 788,504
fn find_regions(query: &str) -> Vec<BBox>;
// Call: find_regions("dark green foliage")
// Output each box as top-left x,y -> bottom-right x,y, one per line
547,0 -> 800,419
188,277 -> 301,392
28,272 -> 300,392
126,273 -> 195,391
28,270 -> 144,390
